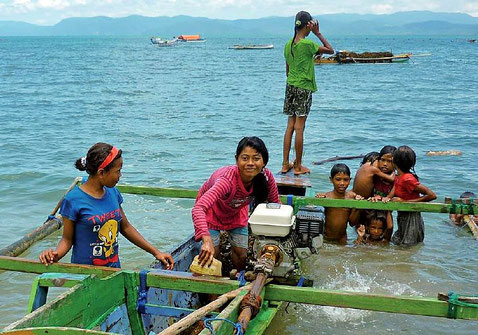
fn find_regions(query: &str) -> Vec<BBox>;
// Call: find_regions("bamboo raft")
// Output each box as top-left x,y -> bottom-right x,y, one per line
1,176 -> 477,334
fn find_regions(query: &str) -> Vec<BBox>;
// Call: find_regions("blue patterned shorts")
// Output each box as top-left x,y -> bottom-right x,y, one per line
209,226 -> 248,249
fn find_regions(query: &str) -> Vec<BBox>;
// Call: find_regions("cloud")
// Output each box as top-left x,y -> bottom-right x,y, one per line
1,0 -> 477,25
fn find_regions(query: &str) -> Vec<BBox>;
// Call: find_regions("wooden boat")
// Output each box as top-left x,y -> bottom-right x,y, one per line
315,51 -> 411,65
229,44 -> 274,50
1,176 -> 478,334
150,37 -> 179,47
178,35 -> 206,42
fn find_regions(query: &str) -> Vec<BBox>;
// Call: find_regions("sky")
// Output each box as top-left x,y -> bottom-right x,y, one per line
1,0 -> 478,25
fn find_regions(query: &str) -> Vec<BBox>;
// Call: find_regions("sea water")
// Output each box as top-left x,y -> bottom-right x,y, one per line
0,35 -> 477,333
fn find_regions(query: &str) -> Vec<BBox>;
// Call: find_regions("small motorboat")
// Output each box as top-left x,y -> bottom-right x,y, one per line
150,36 -> 178,47
230,44 -> 274,50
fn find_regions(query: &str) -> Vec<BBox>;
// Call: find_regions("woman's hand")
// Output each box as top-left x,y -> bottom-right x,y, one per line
154,252 -> 175,270
198,235 -> 215,267
392,197 -> 404,202
39,249 -> 59,266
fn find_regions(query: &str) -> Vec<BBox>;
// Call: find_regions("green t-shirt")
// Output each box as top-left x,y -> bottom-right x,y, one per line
284,38 -> 320,92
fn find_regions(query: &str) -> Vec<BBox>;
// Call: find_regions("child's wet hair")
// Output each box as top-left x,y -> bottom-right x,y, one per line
379,145 -> 396,158
360,152 -> 379,166
330,163 -> 351,178
460,191 -> 476,198
393,145 -> 418,178
235,136 -> 269,207
75,142 -> 122,175
366,210 -> 387,230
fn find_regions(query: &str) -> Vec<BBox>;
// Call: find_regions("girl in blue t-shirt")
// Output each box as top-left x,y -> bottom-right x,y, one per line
39,142 -> 174,269
281,11 -> 334,176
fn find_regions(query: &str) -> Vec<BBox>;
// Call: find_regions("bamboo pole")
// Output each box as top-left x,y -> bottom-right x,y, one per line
157,283 -> 252,335
0,177 -> 82,257
464,216 -> 478,240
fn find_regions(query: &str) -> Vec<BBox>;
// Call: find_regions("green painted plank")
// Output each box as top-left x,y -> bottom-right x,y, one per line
0,327 -> 115,334
5,275 -> 126,331
146,270 -> 241,295
116,185 -> 476,214
0,256 -> 119,278
263,285 -> 478,320
199,290 -> 248,335
123,272 -> 145,335
246,301 -> 282,335
116,185 -> 198,199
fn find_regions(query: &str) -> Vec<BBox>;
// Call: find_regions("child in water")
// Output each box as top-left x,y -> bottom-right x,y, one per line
316,163 -> 362,244
39,143 -> 175,269
352,151 -> 396,199
192,137 -> 280,271
281,11 -> 334,175
389,145 -> 436,246
449,191 -> 478,226
355,210 -> 389,245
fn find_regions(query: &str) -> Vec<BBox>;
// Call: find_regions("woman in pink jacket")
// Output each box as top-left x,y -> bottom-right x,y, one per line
192,137 -> 280,271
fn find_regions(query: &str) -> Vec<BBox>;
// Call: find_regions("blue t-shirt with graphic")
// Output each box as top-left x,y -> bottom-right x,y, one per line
60,185 -> 123,267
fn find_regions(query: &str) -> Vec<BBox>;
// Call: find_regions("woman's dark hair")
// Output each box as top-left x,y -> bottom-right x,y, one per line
366,210 -> 387,231
379,145 -> 396,158
393,145 -> 418,179
75,142 -> 122,175
291,11 -> 312,58
235,136 -> 269,207
330,163 -> 351,178
360,151 -> 379,166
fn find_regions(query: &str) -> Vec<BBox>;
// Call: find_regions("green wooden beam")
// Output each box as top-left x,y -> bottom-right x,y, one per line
1,258 -> 476,321
116,185 -> 198,199
263,284 -> 478,320
116,185 -> 476,214
0,256 -> 119,278
0,327 -> 114,334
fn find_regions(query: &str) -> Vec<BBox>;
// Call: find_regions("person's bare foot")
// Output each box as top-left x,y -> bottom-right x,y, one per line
280,162 -> 294,174
294,164 -> 310,175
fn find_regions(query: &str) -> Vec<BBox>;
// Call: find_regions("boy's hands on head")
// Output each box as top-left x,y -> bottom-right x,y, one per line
39,249 -> 59,266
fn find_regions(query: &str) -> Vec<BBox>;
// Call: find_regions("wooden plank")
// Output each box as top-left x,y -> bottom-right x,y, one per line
116,185 -> 198,199
115,185 -> 477,214
0,327 -> 113,334
246,301 -> 282,334
263,285 -> 478,320
123,271 -> 145,335
0,256 -> 119,278
198,290 -> 248,335
463,216 -> 478,239
289,196 -> 477,214
5,274 -> 126,331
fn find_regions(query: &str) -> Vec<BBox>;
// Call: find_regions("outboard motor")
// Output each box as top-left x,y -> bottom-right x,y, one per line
249,203 -> 325,278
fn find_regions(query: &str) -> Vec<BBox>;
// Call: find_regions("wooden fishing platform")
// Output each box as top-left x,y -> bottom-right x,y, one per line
275,169 -> 312,196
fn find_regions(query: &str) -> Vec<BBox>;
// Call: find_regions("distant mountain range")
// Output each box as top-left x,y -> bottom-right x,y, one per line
1,11 -> 477,36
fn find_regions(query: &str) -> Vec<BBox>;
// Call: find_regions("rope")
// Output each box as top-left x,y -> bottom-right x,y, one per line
136,269 -> 150,314
203,317 -> 243,335
447,291 -> 478,319
237,270 -> 247,287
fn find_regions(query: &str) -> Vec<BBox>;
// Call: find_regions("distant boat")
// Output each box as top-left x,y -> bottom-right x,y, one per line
315,51 -> 411,64
230,44 -> 274,50
468,39 -> 477,43
150,36 -> 178,47
178,34 -> 206,42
